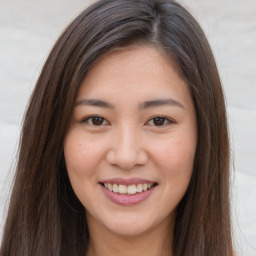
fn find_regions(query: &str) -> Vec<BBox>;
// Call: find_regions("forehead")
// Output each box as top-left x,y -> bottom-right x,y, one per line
89,44 -> 181,80
77,45 -> 191,107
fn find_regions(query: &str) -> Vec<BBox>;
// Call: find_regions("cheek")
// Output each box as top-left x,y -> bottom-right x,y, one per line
64,131 -> 103,178
151,133 -> 196,180
63,131 -> 105,208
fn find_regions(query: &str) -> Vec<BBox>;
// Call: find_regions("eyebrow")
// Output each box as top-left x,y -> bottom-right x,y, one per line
75,98 -> 184,109
75,99 -> 115,108
139,98 -> 184,109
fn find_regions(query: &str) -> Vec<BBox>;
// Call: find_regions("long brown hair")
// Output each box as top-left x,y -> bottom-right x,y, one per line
0,0 -> 234,255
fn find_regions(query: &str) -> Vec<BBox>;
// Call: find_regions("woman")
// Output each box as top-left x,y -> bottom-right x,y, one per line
0,0 -> 234,255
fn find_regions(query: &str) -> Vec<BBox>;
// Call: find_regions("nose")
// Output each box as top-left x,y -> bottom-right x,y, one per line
106,125 -> 148,170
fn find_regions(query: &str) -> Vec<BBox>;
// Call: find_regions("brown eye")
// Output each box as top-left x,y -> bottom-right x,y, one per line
147,116 -> 173,127
153,117 -> 166,126
83,116 -> 108,126
91,116 -> 104,125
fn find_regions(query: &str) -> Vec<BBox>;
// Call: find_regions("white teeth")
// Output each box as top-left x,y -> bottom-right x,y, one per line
112,184 -> 118,193
107,183 -> 112,191
136,184 -> 143,193
103,183 -> 154,194
127,185 -> 137,195
118,184 -> 127,194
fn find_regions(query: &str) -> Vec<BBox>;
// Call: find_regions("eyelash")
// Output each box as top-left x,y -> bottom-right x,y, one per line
81,115 -> 174,127
147,116 -> 174,127
81,116 -> 109,126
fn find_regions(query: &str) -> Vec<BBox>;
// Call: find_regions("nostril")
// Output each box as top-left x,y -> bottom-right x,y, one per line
105,148 -> 148,170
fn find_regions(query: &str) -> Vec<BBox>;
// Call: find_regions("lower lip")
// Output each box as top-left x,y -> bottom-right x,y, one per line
101,185 -> 156,206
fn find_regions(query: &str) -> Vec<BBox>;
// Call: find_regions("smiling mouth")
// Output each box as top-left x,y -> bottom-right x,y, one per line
99,182 -> 158,195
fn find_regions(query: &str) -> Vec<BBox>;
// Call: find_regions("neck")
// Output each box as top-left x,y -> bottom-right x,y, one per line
86,216 -> 174,256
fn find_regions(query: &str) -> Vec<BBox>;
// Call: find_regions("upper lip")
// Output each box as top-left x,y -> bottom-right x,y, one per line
99,178 -> 157,186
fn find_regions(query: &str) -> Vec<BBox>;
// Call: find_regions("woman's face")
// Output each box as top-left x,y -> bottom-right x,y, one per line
64,45 -> 197,237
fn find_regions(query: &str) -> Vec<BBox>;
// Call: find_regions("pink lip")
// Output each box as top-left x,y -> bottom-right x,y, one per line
100,184 -> 156,206
100,177 -> 156,186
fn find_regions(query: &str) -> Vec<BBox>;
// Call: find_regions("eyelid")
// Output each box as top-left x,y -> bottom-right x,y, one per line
146,115 -> 175,127
81,115 -> 110,126
80,115 -> 174,127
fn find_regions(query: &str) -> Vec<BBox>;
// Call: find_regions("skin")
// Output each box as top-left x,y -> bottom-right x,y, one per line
64,45 -> 197,256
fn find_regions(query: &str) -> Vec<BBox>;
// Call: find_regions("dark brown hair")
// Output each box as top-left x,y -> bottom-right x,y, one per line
0,0 -> 234,255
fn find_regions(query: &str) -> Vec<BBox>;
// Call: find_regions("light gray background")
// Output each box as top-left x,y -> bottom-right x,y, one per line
0,0 -> 255,255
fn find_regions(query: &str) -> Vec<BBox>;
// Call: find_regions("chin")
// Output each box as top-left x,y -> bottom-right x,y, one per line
106,223 -> 152,237
102,213 -> 162,237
